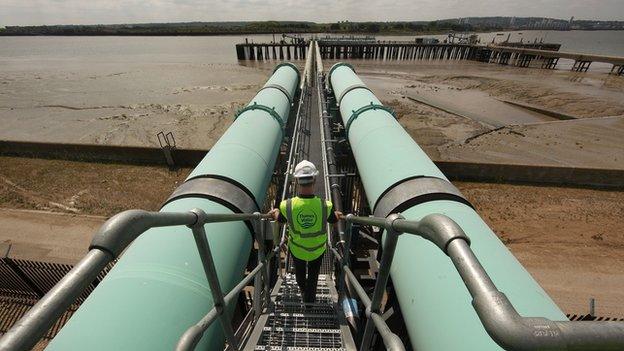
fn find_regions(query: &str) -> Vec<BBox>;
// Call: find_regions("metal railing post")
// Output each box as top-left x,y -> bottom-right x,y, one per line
344,220 -> 353,268
255,215 -> 270,310
253,265 -> 262,322
338,220 -> 353,295
188,212 -> 239,350
359,214 -> 404,351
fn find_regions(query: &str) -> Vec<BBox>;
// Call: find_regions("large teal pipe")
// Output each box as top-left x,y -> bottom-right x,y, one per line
47,63 -> 299,351
329,63 -> 566,351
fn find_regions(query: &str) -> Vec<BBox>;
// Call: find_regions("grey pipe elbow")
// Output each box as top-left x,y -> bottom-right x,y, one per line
473,291 -> 565,351
409,214 -> 470,254
89,210 -> 198,258
555,320 -> 624,351
386,333 -> 406,351
175,324 -> 204,351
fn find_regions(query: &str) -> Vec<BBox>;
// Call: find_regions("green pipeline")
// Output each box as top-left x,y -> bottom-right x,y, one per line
329,63 -> 566,351
47,63 -> 299,351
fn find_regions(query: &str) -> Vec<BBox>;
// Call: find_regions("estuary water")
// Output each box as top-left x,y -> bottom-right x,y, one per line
0,31 -> 622,148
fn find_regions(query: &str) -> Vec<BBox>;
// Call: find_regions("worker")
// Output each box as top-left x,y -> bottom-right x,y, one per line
269,160 -> 343,304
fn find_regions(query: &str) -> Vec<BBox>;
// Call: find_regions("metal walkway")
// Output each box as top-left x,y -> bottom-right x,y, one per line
244,253 -> 355,351
243,44 -> 355,351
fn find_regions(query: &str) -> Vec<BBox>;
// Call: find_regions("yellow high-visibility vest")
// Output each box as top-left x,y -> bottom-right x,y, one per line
280,196 -> 333,261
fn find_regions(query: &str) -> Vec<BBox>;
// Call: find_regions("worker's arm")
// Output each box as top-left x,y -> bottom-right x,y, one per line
267,208 -> 287,223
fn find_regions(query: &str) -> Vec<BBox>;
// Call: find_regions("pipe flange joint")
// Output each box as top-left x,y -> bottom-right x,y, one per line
187,208 -> 207,229
418,214 -> 470,255
258,83 -> 293,104
235,102 -> 285,130
345,102 -> 396,137
328,62 -> 355,80
89,209 -> 154,258
336,84 -> 373,107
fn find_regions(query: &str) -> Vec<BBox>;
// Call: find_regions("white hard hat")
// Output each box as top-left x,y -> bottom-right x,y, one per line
293,160 -> 318,184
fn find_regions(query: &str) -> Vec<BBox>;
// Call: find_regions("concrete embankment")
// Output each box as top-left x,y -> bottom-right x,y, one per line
2,140 -> 623,189
0,140 -> 206,167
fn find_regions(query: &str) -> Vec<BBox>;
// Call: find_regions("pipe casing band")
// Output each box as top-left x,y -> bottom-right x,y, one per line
345,103 -> 396,137
163,177 -> 260,231
336,84 -> 373,107
235,102 -> 285,130
258,83 -> 293,104
328,62 -> 355,81
373,176 -> 473,219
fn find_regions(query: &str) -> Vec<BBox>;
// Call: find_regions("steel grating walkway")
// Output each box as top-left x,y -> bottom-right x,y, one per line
243,66 -> 355,350
244,265 -> 355,351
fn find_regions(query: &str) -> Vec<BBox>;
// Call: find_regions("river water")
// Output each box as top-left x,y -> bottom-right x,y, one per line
0,31 -> 622,148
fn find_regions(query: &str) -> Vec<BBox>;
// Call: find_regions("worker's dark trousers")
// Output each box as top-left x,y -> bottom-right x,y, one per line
292,253 -> 324,303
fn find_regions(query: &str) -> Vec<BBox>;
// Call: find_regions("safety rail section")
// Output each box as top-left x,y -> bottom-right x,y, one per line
0,209 -> 283,351
330,213 -> 624,351
2,209 -> 623,350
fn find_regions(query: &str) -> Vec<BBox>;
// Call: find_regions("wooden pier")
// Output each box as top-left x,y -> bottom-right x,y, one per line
235,41 -> 624,76
235,43 -> 308,61
478,45 -> 624,74
317,43 -> 477,61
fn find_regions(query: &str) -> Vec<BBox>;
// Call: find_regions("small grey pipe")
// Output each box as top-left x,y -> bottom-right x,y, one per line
331,247 -> 406,351
0,249 -> 113,351
370,313 -> 406,351
447,239 -> 624,351
347,213 -> 624,350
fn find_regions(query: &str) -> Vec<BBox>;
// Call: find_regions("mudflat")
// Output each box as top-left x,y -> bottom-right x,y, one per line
1,156 -> 623,316
457,182 -> 624,317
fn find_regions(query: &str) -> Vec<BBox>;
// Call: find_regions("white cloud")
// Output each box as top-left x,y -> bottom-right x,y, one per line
0,0 -> 622,26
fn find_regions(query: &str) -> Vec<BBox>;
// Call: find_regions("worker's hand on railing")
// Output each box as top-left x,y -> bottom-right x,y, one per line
335,211 -> 345,220
267,208 -> 280,221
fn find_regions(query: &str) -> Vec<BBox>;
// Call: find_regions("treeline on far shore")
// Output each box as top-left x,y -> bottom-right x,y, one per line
0,20 -> 478,36
2,18 -> 623,36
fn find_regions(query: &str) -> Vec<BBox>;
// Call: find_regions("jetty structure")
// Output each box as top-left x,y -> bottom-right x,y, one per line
235,36 -> 624,75
1,41 -> 624,351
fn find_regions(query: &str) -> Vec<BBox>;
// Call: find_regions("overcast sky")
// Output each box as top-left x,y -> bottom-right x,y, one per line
1,0 -> 623,26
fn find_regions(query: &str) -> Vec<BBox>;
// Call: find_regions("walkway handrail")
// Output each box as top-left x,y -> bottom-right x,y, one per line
341,213 -> 624,351
330,246 -> 405,351
176,214 -> 285,351
0,209 -> 275,351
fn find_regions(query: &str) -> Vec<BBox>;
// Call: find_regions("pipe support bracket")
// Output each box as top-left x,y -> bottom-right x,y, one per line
235,102 -> 285,130
345,103 -> 396,137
